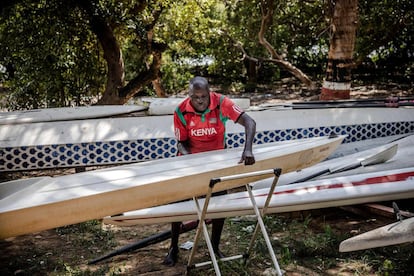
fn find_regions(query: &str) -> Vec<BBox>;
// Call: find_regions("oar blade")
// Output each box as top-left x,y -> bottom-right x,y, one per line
360,144 -> 398,166
331,143 -> 398,174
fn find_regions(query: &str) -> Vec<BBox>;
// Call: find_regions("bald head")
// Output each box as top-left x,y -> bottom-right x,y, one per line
188,76 -> 210,112
189,76 -> 210,93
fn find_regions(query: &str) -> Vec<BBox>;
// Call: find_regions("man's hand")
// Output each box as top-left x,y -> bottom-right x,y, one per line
239,150 -> 255,165
177,141 -> 191,155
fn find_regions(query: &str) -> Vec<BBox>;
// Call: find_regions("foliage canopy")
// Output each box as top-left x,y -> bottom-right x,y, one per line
0,0 -> 412,109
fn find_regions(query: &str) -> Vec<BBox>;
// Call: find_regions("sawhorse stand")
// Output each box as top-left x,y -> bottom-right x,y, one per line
186,168 -> 283,276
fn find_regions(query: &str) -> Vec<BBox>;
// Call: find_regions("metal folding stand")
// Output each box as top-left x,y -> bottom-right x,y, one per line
186,168 -> 283,276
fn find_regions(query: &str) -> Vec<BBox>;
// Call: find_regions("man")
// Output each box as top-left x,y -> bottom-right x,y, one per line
164,76 -> 256,266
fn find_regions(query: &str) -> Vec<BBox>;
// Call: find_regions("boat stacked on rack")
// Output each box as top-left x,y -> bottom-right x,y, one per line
105,134 -> 414,226
105,167 -> 414,226
0,135 -> 344,239
1,99 -> 413,171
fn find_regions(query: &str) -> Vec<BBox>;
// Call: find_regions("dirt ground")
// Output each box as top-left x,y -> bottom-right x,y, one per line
1,204 -> 413,276
1,82 -> 414,276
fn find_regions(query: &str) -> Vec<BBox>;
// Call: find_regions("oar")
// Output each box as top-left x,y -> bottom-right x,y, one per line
291,143 -> 398,183
259,97 -> 414,110
88,219 -> 206,265
290,102 -> 414,109
292,96 -> 414,105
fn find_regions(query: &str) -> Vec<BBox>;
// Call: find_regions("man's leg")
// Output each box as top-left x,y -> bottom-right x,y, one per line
211,218 -> 225,258
210,190 -> 227,258
163,221 -> 181,266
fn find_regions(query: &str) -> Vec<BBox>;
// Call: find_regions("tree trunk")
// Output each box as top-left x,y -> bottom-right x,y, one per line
152,77 -> 167,98
118,50 -> 163,102
244,59 -> 257,92
77,1 -> 165,105
76,0 -> 125,105
94,24 -> 125,105
320,0 -> 358,100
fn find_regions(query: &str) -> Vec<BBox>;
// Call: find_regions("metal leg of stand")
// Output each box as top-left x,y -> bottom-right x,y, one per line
247,169 -> 281,254
187,192 -> 221,275
245,169 -> 283,275
186,168 -> 282,276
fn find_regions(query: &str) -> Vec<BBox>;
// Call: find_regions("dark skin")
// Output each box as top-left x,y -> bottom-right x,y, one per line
164,77 -> 256,266
178,84 -> 256,165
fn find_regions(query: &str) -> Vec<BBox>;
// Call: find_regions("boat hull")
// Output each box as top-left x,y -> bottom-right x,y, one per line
105,167 -> 414,226
0,136 -> 343,239
1,107 -> 413,171
339,217 -> 414,252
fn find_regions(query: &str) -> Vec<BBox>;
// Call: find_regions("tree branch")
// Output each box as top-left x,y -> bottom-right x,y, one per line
259,0 -> 315,88
222,0 -> 316,89
259,0 -> 283,60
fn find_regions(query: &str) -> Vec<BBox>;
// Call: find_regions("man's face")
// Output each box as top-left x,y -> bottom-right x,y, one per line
189,88 -> 210,112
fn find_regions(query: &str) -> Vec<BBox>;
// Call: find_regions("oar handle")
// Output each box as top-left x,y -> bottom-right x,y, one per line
331,162 -> 361,174
88,220 -> 201,265
291,168 -> 330,183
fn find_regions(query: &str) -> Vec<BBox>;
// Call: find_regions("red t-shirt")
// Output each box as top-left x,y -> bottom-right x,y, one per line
174,92 -> 244,154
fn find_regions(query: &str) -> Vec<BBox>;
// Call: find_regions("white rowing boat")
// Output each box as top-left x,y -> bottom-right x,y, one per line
139,97 -> 250,115
0,135 -> 343,239
104,167 -> 414,226
1,107 -> 413,171
0,177 -> 51,200
0,105 -> 147,125
253,134 -> 414,189
339,217 -> 414,252
2,108 -> 412,148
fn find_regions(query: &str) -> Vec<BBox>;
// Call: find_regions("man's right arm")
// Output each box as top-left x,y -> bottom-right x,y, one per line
174,109 -> 191,155
177,141 -> 191,155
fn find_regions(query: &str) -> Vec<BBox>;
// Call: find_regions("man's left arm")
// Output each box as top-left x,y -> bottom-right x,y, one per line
236,113 -> 256,165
